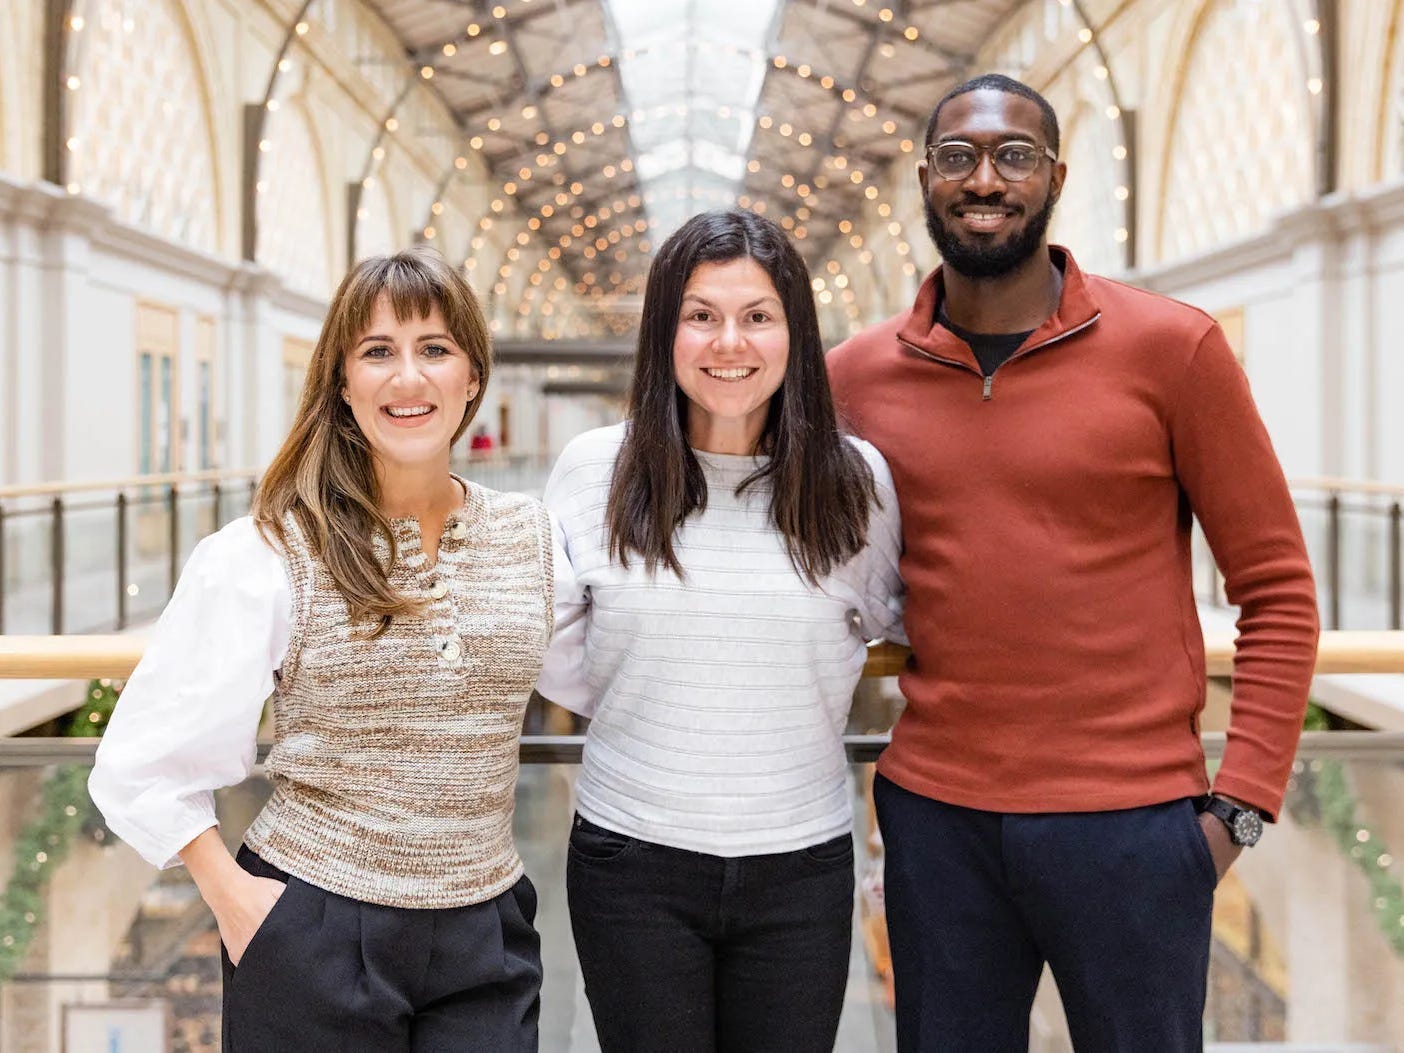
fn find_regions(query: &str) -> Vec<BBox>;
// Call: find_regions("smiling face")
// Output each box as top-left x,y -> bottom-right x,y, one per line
920,88 -> 1065,279
671,257 -> 790,455
342,294 -> 480,472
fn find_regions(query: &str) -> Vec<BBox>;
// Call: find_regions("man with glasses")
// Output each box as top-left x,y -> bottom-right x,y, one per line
828,74 -> 1319,1051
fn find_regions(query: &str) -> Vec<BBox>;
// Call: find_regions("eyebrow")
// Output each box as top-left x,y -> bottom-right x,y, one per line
934,133 -> 1038,145
681,294 -> 782,311
356,332 -> 457,345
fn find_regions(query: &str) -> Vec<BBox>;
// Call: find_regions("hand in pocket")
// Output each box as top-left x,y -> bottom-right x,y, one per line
215,873 -> 288,966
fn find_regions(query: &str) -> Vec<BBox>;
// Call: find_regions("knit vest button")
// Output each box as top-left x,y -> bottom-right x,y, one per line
439,639 -> 462,663
430,580 -> 449,600
449,522 -> 469,541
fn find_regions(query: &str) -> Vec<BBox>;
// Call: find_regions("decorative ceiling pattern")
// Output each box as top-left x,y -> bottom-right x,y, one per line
364,0 -> 1025,294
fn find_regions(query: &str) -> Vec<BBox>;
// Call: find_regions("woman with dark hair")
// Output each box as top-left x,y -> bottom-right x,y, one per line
537,209 -> 904,1052
90,247 -> 552,1050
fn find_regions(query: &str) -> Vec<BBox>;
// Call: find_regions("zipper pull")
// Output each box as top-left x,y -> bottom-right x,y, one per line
982,375 -> 993,401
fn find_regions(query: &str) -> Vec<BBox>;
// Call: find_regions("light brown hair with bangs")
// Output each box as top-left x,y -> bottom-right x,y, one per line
253,246 -> 491,633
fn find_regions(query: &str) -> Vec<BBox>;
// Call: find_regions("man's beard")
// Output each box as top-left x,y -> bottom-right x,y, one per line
925,190 -> 1056,280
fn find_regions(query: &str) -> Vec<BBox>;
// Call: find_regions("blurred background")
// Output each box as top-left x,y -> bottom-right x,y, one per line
0,0 -> 1403,1049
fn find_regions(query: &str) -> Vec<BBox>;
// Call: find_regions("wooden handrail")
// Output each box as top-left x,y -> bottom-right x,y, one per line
3,468 -> 1401,503
1289,476 -> 1404,498
0,452 -> 554,501
0,468 -> 261,500
0,631 -> 1400,680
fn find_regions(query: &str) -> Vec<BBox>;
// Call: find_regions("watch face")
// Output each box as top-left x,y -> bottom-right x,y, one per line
1232,809 -> 1263,846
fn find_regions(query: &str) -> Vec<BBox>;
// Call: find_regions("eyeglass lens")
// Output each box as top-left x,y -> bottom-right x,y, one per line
931,142 -> 1042,182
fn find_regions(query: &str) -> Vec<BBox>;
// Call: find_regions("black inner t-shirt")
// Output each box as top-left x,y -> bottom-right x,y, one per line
937,303 -> 1033,378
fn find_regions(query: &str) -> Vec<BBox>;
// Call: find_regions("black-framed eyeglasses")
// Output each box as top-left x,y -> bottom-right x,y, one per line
924,140 -> 1058,182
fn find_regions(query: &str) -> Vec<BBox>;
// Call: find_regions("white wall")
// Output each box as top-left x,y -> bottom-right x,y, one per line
1135,179 -> 1404,487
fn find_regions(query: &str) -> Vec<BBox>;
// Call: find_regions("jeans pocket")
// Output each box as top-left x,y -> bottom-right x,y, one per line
568,815 -> 637,863
801,833 -> 855,866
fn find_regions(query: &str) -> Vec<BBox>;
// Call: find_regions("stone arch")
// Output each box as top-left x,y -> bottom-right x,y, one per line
1375,0 -> 1404,179
1156,0 -> 1314,263
67,0 -> 222,253
255,98 -> 334,299
1050,99 -> 1125,277
356,174 -> 398,261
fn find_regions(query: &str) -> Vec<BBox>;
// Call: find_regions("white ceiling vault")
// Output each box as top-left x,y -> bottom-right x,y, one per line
364,0 -> 1027,294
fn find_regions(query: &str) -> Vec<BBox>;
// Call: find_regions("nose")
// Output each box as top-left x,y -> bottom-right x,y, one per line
962,151 -> 1006,197
391,347 -> 423,385
714,318 -> 745,354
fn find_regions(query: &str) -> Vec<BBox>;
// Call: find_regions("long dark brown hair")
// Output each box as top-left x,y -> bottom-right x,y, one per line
252,247 -> 491,631
607,209 -> 876,584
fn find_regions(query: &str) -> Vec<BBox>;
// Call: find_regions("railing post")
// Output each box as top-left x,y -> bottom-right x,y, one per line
1391,500 -> 1402,632
116,492 -> 128,631
1327,492 -> 1342,630
212,481 -> 222,532
0,503 -> 7,635
167,484 -> 179,599
50,496 -> 64,635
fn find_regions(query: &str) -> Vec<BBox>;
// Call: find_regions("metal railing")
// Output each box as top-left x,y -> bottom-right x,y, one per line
0,637 -> 1400,1051
0,452 -> 552,637
1196,477 -> 1404,631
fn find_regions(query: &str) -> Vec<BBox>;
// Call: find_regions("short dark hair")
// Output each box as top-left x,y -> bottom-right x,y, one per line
606,209 -> 877,585
925,73 -> 1060,154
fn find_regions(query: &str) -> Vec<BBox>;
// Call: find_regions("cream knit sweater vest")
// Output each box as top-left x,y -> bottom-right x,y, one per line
243,481 -> 553,908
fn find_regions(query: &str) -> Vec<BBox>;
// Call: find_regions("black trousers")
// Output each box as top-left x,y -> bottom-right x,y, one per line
873,775 -> 1215,1053
221,846 -> 542,1052
566,815 -> 855,1053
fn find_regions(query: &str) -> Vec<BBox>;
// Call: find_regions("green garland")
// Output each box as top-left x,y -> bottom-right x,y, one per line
1286,703 -> 1404,955
0,680 -> 116,981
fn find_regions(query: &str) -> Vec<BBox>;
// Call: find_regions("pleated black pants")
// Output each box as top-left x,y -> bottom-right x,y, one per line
220,845 -> 541,1052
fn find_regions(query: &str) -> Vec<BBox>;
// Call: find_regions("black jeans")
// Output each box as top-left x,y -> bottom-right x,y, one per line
874,775 -> 1215,1053
221,846 -> 542,1052
566,815 -> 855,1053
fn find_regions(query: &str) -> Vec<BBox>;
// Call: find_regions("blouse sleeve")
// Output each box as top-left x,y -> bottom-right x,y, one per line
88,518 -> 291,869
852,442 -> 908,646
534,458 -> 598,716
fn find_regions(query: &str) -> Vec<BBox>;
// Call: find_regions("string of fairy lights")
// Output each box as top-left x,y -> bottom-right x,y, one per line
56,0 -> 1329,333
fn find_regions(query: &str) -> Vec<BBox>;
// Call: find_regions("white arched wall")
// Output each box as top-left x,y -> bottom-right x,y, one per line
1155,0 -> 1314,264
1050,100 -> 1125,278
255,97 -> 334,299
67,0 -> 222,254
1375,0 -> 1404,181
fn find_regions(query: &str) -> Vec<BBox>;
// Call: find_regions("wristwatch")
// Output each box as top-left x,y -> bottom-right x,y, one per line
1199,795 -> 1264,847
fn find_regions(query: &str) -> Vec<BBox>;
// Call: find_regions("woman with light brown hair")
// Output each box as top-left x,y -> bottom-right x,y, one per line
90,247 -> 553,1051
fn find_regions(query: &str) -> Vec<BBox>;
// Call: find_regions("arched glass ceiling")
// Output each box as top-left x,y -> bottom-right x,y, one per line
608,0 -> 781,237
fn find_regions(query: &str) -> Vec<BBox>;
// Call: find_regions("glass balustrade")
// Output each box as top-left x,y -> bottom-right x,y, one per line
0,731 -> 1397,1052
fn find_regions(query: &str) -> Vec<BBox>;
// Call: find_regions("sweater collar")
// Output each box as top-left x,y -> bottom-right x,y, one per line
895,245 -> 1101,370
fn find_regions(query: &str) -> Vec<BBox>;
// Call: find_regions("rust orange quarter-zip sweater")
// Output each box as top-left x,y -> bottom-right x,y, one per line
827,247 -> 1319,820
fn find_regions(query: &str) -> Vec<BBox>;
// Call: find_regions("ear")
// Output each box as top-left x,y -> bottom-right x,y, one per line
1048,160 -> 1067,206
466,378 -> 481,403
915,158 -> 929,196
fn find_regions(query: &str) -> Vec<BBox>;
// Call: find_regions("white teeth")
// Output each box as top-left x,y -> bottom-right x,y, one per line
704,367 -> 756,379
386,405 -> 433,417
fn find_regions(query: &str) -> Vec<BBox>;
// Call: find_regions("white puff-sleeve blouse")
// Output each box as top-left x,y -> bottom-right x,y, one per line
88,517 -> 291,869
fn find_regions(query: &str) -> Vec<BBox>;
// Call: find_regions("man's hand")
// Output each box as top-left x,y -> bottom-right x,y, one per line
1197,811 -> 1243,883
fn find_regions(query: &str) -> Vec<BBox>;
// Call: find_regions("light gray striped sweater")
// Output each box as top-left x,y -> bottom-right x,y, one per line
537,423 -> 905,856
